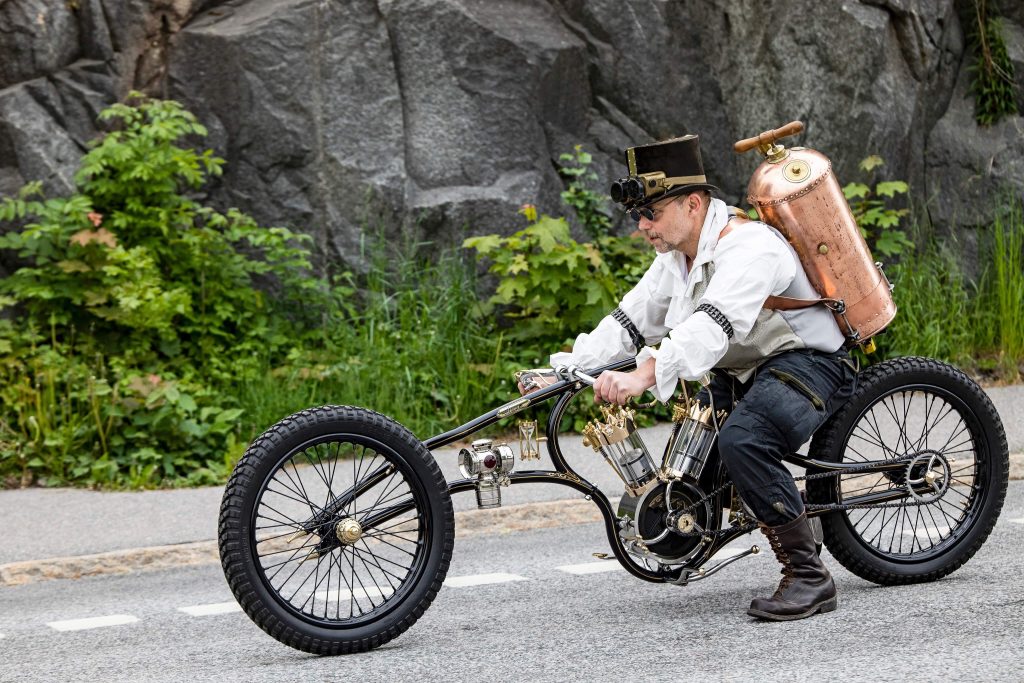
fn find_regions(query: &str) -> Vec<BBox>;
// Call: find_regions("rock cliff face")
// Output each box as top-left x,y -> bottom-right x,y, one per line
1,0 -> 1022,266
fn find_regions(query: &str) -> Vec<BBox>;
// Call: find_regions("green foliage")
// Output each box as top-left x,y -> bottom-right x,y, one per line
973,203 -> 1024,376
875,200 -> 1024,380
968,2 -> 1019,126
0,93 -> 318,381
463,208 -> 651,347
874,244 -> 974,364
0,93 -> 330,487
558,145 -> 614,239
0,325 -> 244,488
842,155 -> 913,259
234,242 -> 506,437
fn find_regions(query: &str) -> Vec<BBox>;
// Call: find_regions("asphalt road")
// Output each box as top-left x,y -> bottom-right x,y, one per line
2,482 -> 1023,683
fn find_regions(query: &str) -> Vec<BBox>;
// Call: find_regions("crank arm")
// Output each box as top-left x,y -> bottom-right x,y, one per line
672,545 -> 761,586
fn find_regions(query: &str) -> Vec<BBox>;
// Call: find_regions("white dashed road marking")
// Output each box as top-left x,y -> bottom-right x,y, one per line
444,573 -> 528,588
47,614 -> 139,632
1010,518 -> 1024,524
315,588 -> 391,602
903,526 -> 950,539
177,602 -> 242,617
556,562 -> 623,575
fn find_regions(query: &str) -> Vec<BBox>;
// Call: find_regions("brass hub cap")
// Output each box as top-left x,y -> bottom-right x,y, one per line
335,518 -> 363,545
676,514 -> 696,534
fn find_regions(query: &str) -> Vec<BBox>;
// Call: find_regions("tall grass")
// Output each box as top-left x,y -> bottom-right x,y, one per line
881,201 -> 1024,379
882,243 -> 974,364
237,240 -> 509,439
972,203 -> 1024,376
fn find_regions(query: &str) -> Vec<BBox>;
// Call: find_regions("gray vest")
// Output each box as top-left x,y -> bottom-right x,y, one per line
688,225 -> 842,382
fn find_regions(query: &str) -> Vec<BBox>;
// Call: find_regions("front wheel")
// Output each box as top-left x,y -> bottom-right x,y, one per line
807,357 -> 1008,585
218,405 -> 454,655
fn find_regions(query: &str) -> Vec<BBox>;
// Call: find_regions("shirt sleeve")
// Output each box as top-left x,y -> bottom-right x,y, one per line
550,255 -> 673,370
636,224 -> 797,401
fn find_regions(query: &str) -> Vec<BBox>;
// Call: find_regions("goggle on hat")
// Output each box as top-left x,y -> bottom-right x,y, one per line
610,134 -> 720,210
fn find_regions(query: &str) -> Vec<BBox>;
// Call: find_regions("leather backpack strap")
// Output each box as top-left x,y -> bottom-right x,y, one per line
719,208 -> 751,240
764,294 -> 831,311
717,209 -> 840,312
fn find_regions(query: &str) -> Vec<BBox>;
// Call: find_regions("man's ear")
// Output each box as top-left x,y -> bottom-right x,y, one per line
687,192 -> 702,214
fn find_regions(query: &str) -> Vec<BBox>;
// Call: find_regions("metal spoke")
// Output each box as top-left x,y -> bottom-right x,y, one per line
251,436 -> 430,627
351,545 -> 411,584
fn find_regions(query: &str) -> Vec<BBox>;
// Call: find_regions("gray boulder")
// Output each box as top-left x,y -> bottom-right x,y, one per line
0,0 -> 1022,272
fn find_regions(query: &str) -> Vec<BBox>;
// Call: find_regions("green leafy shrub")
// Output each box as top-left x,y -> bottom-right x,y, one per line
968,2 -> 1019,126
464,206 -> 656,431
0,325 -> 244,488
559,145 -> 614,239
463,208 -> 650,347
0,94 -> 319,379
842,155 -> 913,259
0,92 -> 327,487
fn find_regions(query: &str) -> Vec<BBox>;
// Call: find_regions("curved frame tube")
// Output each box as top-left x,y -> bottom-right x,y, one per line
423,359 -> 922,584
427,358 -> 680,583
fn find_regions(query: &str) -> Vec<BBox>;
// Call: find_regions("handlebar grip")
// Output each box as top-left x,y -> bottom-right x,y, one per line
733,120 -> 804,154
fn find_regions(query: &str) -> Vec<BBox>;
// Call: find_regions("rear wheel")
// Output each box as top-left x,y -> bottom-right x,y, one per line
219,405 -> 454,654
807,357 -> 1008,585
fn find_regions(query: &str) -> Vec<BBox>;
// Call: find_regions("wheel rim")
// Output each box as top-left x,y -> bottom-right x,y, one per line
249,433 -> 432,627
834,383 -> 989,563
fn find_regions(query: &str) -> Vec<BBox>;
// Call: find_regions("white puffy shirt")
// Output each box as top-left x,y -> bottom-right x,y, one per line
550,198 -> 839,401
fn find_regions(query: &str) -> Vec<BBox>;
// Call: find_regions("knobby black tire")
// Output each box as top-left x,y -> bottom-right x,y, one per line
218,405 -> 454,655
807,357 -> 1008,586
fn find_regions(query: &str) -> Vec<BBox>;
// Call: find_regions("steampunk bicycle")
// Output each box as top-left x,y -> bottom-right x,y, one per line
218,354 -> 1008,654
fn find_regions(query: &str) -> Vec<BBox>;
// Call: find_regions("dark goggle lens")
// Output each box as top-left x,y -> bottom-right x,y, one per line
610,179 -> 628,203
628,207 -> 655,222
624,178 -> 646,201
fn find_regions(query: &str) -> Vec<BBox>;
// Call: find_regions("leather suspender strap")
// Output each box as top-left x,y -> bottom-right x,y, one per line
611,307 -> 645,352
721,209 -> 840,313
764,295 -> 843,311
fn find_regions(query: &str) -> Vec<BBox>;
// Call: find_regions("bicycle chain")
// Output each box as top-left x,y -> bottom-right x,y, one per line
670,455 -> 937,541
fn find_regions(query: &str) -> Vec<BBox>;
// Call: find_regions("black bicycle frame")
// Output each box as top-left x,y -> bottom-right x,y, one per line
411,358 -> 916,583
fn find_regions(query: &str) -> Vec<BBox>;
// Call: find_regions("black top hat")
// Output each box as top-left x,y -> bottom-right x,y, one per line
611,134 -> 719,208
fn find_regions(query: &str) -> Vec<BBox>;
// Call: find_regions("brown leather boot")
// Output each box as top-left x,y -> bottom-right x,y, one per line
747,512 -> 837,621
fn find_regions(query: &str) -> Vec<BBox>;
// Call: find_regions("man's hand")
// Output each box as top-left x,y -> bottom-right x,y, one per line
592,359 -> 656,405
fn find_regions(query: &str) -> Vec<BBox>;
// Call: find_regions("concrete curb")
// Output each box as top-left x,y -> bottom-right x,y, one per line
0,498 -> 608,588
3,454 -> 1021,588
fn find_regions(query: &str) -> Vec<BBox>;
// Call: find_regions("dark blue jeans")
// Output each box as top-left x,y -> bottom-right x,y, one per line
696,348 -> 857,526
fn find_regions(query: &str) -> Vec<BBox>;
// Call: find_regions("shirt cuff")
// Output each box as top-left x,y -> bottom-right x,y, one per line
549,316 -> 633,371
635,346 -> 676,402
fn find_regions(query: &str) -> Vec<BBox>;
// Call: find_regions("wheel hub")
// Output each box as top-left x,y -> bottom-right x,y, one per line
335,517 -> 363,545
905,450 -> 951,503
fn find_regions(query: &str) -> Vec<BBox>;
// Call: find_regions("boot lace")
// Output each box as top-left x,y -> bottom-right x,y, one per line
761,526 -> 794,595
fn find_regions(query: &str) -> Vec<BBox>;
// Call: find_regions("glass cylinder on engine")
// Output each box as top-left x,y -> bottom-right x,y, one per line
663,404 -> 719,482
610,431 -> 656,490
581,405 -> 657,495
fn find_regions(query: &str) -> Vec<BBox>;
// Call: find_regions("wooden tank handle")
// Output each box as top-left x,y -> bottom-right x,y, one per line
734,121 -> 805,154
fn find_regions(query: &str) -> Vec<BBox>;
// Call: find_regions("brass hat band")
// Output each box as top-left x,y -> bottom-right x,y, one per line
659,174 -> 708,187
